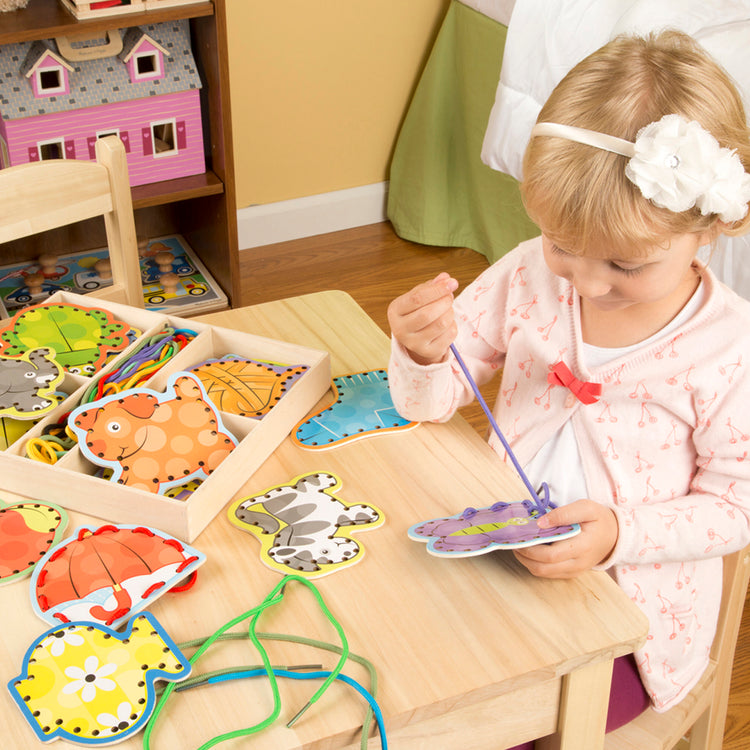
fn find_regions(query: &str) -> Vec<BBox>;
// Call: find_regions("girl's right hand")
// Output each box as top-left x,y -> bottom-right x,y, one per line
387,272 -> 459,365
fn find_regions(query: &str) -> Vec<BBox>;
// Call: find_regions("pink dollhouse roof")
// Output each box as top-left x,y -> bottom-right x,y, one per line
0,20 -> 200,122
119,27 -> 169,63
20,43 -> 74,79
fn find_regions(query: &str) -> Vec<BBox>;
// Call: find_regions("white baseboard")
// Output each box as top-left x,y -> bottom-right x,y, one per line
237,182 -> 389,250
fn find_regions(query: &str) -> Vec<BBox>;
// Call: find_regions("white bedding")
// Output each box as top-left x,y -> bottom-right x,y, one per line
481,0 -> 750,179
479,0 -> 750,297
457,0 -> 515,26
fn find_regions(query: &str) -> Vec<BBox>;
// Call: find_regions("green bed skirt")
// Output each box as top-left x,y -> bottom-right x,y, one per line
387,0 -> 538,264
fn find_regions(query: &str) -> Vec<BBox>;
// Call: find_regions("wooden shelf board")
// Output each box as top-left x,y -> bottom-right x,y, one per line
0,0 -> 214,44
132,170 -> 224,209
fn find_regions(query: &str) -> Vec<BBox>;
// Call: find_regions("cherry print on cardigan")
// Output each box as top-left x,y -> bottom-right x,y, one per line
642,476 -> 660,502
471,280 -> 493,301
603,363 -> 625,385
518,355 -> 534,378
635,452 -> 655,473
632,583 -> 648,605
537,315 -> 558,341
719,355 -> 742,383
596,401 -> 617,423
726,417 -> 749,444
638,402 -> 657,427
510,266 -> 528,289
534,383 -> 553,410
602,435 -> 619,459
630,380 -> 653,399
720,482 -> 740,506
468,310 -> 486,333
661,421 -> 682,449
697,390 -> 716,421
639,532 -> 666,557
676,563 -> 692,589
654,335 -> 682,359
613,481 -> 630,506
705,528 -> 733,554
666,365 -> 695,391
558,285 -> 575,306
714,498 -> 736,519
502,381 -> 517,407
510,295 -> 539,319
657,590 -> 674,614
658,512 -> 679,532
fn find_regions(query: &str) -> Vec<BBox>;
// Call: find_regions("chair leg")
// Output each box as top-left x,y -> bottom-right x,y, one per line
685,699 -> 728,750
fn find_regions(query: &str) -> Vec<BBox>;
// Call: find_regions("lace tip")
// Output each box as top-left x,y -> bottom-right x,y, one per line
286,701 -> 312,728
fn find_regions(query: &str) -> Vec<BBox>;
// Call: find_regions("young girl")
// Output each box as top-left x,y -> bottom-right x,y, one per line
387,30 -> 750,740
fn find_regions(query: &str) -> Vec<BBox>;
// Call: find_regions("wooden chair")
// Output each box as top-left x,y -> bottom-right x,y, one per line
605,545 -> 750,750
0,135 -> 143,309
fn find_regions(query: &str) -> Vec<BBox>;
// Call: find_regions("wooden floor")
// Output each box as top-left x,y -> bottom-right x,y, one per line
239,221 -> 750,749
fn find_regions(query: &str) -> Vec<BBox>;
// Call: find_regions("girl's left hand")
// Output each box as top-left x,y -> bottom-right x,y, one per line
513,499 -> 619,579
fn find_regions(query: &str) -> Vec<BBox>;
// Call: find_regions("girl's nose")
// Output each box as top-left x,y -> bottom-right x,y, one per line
572,266 -> 612,299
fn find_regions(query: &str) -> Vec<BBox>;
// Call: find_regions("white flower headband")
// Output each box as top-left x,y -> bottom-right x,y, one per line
530,114 -> 750,223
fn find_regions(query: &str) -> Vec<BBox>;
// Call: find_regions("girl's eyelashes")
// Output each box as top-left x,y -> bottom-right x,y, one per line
612,263 -> 644,276
550,241 -> 645,276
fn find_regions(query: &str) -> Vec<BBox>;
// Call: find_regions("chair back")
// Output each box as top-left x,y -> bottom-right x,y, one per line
0,136 -> 143,308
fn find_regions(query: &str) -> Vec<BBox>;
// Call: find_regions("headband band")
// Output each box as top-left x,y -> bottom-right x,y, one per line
530,114 -> 750,223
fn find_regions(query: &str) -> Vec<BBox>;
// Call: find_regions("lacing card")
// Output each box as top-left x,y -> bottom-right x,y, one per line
188,354 -> 308,418
228,472 -> 384,577
8,612 -> 190,746
292,369 -> 417,448
0,499 -> 68,586
0,347 -> 65,420
409,345 -> 582,558
0,303 -> 133,376
408,501 -> 580,557
31,523 -> 205,630
68,371 -> 238,495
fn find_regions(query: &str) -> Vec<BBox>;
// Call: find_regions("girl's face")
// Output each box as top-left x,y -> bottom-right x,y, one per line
541,232 -> 707,313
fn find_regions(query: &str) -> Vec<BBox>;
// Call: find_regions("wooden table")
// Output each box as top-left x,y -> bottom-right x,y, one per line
1,290 -> 648,749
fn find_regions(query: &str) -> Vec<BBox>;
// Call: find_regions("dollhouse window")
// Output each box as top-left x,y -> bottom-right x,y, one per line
36,66 -> 65,95
151,120 -> 177,156
135,52 -> 159,77
120,32 -> 167,84
37,138 -> 66,161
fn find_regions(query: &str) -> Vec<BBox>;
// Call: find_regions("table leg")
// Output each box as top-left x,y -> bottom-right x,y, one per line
536,659 -> 614,750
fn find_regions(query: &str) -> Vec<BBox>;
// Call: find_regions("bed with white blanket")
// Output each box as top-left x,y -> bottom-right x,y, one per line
387,0 -> 750,297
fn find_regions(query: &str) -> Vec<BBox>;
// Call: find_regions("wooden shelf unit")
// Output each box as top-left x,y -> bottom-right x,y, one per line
0,0 -> 240,306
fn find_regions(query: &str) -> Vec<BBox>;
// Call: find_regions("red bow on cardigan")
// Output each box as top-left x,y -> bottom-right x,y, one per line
547,361 -> 602,405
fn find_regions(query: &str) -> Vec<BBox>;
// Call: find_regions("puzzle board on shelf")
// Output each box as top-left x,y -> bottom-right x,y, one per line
0,235 -> 227,318
0,291 -> 331,542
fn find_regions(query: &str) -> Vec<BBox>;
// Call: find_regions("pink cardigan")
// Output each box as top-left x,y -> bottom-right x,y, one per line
388,236 -> 750,711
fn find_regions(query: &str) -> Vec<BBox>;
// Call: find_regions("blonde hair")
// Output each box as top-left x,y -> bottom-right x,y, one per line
521,30 -> 750,258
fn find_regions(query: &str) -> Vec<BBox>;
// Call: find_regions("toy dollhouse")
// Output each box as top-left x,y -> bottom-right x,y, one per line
0,20 -> 205,187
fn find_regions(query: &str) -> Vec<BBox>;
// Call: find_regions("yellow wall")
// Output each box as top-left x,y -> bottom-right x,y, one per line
226,0 -> 450,209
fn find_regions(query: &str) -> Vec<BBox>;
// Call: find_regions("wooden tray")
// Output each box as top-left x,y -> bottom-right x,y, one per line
0,291 -> 331,541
